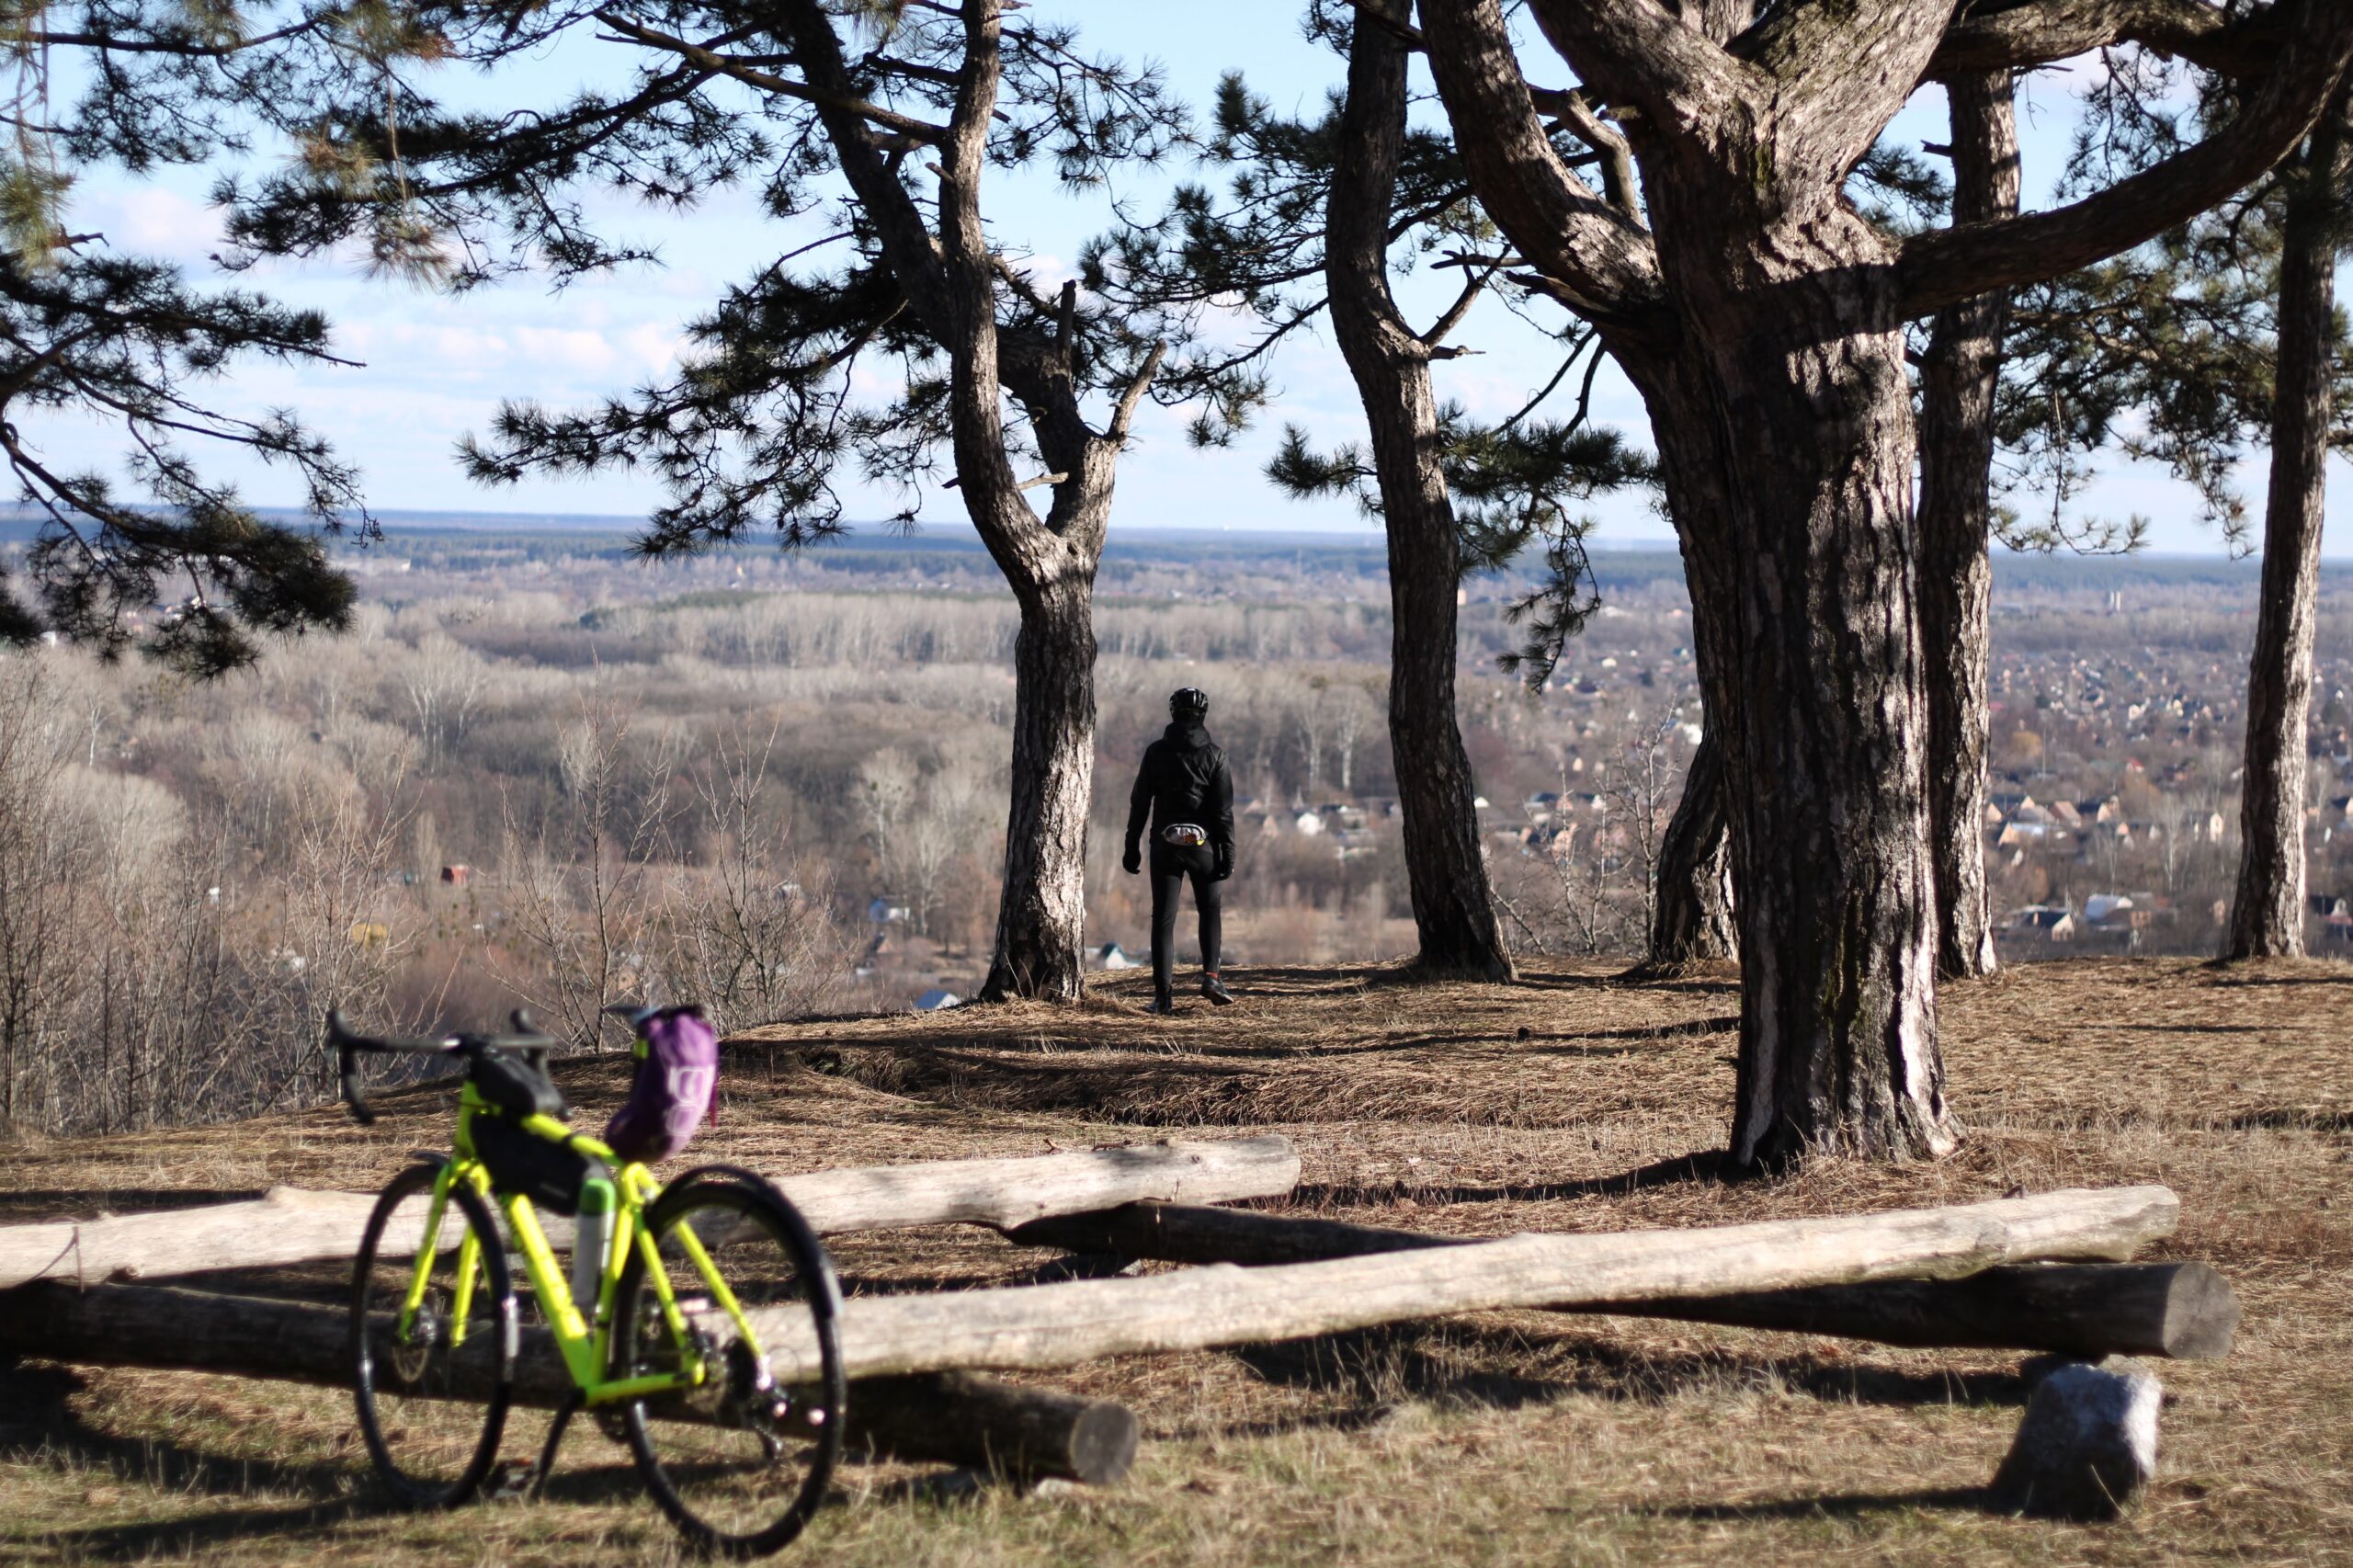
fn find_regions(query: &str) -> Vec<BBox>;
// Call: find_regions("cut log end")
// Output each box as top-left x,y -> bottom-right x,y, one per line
841,1372 -> 1140,1486
2154,1262 -> 2239,1359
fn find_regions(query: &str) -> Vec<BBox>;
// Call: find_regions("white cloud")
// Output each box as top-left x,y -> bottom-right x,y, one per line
84,187 -> 226,266
624,323 -> 687,376
513,326 -> 620,375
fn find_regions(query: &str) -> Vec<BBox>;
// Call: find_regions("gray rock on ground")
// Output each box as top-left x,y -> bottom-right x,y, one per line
1989,1358 -> 2162,1521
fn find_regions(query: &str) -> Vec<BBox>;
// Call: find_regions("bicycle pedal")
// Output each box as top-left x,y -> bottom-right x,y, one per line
484,1460 -> 537,1500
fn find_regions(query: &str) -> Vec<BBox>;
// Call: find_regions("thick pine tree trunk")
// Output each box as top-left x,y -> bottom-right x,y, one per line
921,0 -> 1140,1003
1385,517 -> 1515,980
1711,339 -> 1949,1165
1626,1 -> 1745,981
1644,725 -> 1734,968
1418,0 -> 2353,1167
1917,70 -> 2020,982
2226,97 -> 2345,960
1624,353 -> 1744,975
1326,0 -> 1514,982
1649,212 -> 1949,1165
980,562 -> 1098,1001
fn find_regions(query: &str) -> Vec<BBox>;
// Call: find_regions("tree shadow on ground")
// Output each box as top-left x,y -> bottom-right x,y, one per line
807,1015 -> 1735,1062
1515,971 -> 1739,996
0,1189 -> 269,1219
1104,962 -> 1738,1000
2216,1108 -> 2353,1132
1648,1486 -> 1993,1521
0,1359 -> 390,1560
1202,1318 -> 2031,1440
0,1358 -> 661,1561
1289,1150 -> 1736,1209
2198,967 -> 2353,989
0,1362 -> 358,1501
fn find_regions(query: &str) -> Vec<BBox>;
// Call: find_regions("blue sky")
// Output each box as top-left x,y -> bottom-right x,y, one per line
39,3 -> 2340,556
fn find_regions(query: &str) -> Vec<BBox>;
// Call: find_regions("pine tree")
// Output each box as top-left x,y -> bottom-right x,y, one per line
1419,0 -> 2352,1163
1970,48 -> 2353,960
1085,1 -> 1653,980
199,0 -> 1186,997
0,4 -> 386,673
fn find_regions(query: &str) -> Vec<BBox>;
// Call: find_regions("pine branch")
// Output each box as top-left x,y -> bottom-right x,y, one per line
590,9 -> 951,142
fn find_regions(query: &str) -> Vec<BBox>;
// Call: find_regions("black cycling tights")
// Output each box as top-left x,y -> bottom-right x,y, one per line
1149,841 -> 1222,996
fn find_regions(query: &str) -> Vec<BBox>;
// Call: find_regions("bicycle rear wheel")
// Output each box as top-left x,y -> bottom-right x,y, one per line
350,1161 -> 515,1507
610,1167 -> 846,1559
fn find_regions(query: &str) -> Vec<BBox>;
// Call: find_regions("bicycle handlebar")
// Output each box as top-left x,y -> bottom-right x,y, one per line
328,1008 -> 560,1127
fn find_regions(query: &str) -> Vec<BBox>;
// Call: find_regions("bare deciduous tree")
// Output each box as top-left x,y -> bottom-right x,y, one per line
655,721 -> 848,1033
502,698 -> 676,1050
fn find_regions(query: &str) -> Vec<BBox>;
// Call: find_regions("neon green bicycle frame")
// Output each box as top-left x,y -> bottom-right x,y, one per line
388,1078 -> 767,1409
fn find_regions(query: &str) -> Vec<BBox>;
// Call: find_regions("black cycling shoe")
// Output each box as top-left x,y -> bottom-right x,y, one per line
1146,994 -> 1176,1016
1201,974 -> 1234,1006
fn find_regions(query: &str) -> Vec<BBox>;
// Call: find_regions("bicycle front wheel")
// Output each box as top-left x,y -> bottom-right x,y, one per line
349,1160 -> 515,1507
610,1167 -> 846,1559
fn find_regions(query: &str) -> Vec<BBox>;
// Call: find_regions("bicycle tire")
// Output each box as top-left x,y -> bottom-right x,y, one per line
609,1166 -> 846,1559
350,1160 -> 516,1507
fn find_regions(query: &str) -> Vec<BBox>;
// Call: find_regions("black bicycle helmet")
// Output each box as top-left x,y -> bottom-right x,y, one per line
1170,687 -> 1210,720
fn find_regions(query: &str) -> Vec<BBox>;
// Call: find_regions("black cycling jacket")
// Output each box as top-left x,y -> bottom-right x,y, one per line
1124,720 -> 1235,862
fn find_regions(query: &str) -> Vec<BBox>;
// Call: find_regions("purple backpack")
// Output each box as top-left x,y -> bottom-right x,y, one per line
603,1006 -> 720,1164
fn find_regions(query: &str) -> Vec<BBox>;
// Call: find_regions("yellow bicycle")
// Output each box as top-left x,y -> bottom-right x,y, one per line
329,1008 -> 846,1558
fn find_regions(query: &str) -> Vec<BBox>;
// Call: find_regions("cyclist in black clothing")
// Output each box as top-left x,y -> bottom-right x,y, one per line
1122,687 -> 1236,1014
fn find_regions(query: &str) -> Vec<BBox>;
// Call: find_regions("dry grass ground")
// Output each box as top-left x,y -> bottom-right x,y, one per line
4,957 -> 2352,1565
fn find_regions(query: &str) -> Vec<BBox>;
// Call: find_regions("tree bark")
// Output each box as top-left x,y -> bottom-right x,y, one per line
0,1283 -> 1140,1484
2226,93 -> 2347,960
0,1135 -> 1301,1288
984,571 -> 1100,998
1714,336 -> 1949,1166
1007,1202 -> 2238,1359
1324,0 -> 1514,982
1918,71 -> 2022,982
1666,249 -> 1950,1165
1631,341 -> 1745,983
1643,724 -> 1735,969
1623,0 -> 1739,979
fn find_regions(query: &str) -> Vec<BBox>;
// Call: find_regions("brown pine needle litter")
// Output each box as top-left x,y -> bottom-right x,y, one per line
6,958 -> 2352,1564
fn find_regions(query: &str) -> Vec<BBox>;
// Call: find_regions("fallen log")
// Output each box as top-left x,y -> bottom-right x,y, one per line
1006,1201 -> 2237,1359
0,1282 -> 1136,1485
0,1135 -> 1301,1289
837,1373 -> 1139,1483
734,1185 -> 2183,1381
1610,1263 -> 2236,1359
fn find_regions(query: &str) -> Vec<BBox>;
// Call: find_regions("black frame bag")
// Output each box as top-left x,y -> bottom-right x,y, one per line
470,1111 -> 597,1214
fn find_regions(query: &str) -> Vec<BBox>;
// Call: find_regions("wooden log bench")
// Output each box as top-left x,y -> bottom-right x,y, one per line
0,1135 -> 1302,1289
0,1181 -> 2218,1498
712,1185 -> 2187,1381
1006,1199 -> 2239,1359
0,1281 -> 1139,1485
